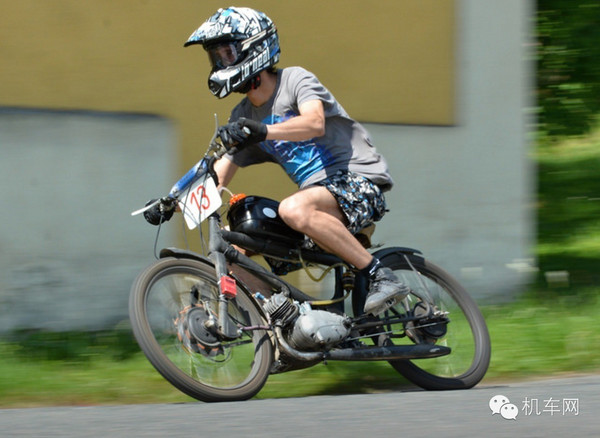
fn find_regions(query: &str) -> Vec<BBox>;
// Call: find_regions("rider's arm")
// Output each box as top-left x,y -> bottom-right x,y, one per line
265,99 -> 325,142
213,156 -> 239,190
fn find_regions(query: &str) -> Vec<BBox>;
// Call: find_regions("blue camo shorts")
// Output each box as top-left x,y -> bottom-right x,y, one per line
316,170 -> 388,235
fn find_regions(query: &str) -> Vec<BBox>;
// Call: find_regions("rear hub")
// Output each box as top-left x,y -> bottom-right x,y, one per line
406,301 -> 449,344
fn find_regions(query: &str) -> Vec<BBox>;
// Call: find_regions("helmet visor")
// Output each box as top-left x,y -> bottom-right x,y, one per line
206,42 -> 242,70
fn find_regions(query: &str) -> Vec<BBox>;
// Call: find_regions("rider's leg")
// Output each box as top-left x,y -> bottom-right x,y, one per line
278,186 -> 408,315
279,186 -> 372,268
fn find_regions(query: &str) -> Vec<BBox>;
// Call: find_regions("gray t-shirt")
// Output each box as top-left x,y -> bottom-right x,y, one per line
225,66 -> 393,191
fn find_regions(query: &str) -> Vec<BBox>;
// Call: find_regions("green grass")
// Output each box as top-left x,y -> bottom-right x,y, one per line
0,347 -> 187,407
484,288 -> 600,379
1,128 -> 600,408
535,130 -> 600,286
2,290 -> 599,407
0,331 -> 409,407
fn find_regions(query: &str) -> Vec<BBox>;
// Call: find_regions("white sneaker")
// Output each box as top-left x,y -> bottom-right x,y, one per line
363,267 -> 410,315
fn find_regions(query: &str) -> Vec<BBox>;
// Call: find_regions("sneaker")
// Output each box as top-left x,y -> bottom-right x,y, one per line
364,267 -> 410,315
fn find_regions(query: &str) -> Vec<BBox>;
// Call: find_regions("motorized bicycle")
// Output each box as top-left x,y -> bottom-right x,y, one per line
129,123 -> 491,402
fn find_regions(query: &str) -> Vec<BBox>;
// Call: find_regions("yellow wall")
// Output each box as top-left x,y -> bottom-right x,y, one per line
1,0 -> 454,194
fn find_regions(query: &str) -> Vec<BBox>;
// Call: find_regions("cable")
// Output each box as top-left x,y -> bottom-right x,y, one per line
298,250 -> 346,282
153,218 -> 163,260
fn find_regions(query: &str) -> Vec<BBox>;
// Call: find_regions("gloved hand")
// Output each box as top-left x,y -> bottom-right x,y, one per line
238,117 -> 268,144
143,199 -> 174,226
217,117 -> 267,150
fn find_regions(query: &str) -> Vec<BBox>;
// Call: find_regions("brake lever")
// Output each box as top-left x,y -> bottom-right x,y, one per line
131,200 -> 160,217
130,197 -> 175,217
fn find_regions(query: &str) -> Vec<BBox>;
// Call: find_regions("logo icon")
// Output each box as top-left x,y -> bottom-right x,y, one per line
489,395 -> 519,420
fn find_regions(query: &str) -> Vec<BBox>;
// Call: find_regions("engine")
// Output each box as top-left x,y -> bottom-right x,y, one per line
263,294 -> 351,351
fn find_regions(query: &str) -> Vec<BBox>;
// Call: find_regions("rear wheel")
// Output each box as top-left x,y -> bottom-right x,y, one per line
355,251 -> 491,390
129,257 -> 273,402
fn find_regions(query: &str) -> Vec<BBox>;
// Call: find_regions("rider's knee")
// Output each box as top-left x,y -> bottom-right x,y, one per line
278,196 -> 307,230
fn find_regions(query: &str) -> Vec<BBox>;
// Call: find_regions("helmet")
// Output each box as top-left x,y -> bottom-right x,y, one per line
184,7 -> 280,98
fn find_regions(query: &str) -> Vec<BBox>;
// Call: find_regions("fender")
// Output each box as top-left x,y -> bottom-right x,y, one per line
159,247 -> 213,265
372,246 -> 425,265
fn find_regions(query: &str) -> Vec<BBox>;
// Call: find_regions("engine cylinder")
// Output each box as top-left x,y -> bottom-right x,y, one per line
263,294 -> 298,327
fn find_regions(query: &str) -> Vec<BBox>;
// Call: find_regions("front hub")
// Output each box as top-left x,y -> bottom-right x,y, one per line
176,303 -> 223,357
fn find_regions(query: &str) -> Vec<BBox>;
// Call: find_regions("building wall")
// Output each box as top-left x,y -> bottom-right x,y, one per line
0,0 -> 533,331
0,0 -> 455,121
367,0 -> 536,299
0,110 -> 174,331
0,0 -> 457,217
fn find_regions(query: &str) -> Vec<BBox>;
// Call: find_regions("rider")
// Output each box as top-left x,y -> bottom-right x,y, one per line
178,6 -> 409,315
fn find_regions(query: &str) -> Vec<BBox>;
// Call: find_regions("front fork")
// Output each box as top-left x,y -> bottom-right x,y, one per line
207,214 -> 241,340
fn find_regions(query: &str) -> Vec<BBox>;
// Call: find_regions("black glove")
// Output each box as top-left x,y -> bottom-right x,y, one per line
217,117 -> 267,150
217,121 -> 248,150
238,117 -> 268,144
143,199 -> 174,226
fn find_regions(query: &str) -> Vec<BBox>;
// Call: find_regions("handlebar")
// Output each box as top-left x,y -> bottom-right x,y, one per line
131,115 -> 251,218
168,116 -> 251,198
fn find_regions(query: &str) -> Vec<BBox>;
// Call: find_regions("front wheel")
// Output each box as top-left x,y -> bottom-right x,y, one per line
356,251 -> 491,390
129,257 -> 273,402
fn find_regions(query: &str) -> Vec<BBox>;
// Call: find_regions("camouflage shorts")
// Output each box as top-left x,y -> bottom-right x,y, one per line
316,170 -> 387,234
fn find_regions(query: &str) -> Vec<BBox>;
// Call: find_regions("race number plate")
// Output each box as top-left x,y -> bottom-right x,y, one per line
177,175 -> 222,229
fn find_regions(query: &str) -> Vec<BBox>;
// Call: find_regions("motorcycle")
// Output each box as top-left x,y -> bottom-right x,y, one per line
129,122 -> 491,402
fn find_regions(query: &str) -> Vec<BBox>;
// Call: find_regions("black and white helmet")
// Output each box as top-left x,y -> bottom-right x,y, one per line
184,7 -> 280,98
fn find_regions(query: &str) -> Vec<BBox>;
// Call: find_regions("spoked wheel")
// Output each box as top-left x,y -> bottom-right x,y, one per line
129,257 -> 273,402
356,251 -> 491,390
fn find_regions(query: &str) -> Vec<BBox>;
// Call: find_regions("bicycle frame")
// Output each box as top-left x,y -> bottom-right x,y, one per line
143,143 -> 447,360
164,207 -> 436,349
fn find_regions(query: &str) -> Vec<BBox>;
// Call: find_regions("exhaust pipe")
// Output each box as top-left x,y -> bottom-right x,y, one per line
274,326 -> 450,362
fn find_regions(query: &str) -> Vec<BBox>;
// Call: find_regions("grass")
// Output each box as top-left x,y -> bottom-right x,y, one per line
535,130 -> 600,286
1,290 -> 599,407
1,128 -> 599,408
483,288 -> 600,379
0,331 -> 409,407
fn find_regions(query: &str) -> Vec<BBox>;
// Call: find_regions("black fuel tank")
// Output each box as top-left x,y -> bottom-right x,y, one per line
227,196 -> 304,245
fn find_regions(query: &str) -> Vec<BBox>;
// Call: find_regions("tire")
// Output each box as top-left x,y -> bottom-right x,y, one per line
129,257 -> 273,402
355,251 -> 491,390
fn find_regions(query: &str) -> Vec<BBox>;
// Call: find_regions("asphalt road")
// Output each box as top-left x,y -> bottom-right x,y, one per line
2,375 -> 598,437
